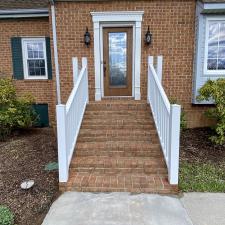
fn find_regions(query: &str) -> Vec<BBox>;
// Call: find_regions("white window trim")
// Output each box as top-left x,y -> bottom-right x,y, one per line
204,16 -> 225,75
22,37 -> 48,80
91,11 -> 144,101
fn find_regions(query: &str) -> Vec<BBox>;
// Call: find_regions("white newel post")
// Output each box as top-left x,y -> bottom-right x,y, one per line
56,104 -> 68,182
82,57 -> 89,103
156,56 -> 163,83
169,104 -> 181,184
147,56 -> 154,104
72,57 -> 79,86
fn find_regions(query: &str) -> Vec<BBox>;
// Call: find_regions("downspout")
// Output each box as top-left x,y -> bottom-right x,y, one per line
49,0 -> 61,104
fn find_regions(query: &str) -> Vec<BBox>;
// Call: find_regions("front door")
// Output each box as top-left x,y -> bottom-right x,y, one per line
103,27 -> 133,96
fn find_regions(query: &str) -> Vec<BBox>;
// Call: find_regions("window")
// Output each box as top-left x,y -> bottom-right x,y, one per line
205,18 -> 225,75
22,38 -> 48,79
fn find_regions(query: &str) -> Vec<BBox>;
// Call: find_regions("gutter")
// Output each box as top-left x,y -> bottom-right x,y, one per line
50,0 -> 61,104
0,8 -> 49,18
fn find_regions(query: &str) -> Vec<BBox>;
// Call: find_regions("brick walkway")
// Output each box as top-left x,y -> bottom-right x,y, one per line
60,100 -> 178,194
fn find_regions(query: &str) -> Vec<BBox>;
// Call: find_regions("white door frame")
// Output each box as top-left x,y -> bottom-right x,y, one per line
91,11 -> 144,101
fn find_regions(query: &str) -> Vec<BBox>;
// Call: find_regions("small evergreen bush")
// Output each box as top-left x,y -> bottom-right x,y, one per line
197,78 -> 225,145
0,205 -> 14,225
0,79 -> 38,140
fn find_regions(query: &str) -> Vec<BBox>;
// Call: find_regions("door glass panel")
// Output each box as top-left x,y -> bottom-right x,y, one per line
108,32 -> 127,87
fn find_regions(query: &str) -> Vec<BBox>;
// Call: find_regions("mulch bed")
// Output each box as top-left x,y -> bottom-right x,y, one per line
180,127 -> 225,165
0,128 -> 59,225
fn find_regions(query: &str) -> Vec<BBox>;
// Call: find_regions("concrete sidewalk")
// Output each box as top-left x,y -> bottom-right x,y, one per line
42,192 -> 193,225
42,192 -> 225,225
181,193 -> 225,225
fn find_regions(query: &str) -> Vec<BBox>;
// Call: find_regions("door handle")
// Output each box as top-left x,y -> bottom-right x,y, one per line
103,61 -> 106,77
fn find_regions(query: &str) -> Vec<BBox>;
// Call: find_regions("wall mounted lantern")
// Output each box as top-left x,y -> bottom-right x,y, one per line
145,26 -> 152,46
84,27 -> 91,47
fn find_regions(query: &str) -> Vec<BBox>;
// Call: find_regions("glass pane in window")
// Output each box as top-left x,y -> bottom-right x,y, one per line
208,46 -> 218,58
219,23 -> 225,46
40,60 -> 45,67
28,60 -> 35,68
207,59 -> 217,70
38,43 -> 43,51
218,59 -> 225,70
33,44 -> 38,51
208,22 -> 219,47
41,68 -> 46,75
28,51 -> 33,58
27,44 -> 33,51
29,68 -> 35,76
218,46 -> 225,58
33,51 -> 38,58
39,51 -> 44,58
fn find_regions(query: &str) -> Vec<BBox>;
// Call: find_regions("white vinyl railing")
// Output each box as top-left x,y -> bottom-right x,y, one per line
56,57 -> 89,182
147,56 -> 181,185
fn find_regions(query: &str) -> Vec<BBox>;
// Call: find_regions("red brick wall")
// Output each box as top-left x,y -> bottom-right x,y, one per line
0,18 -> 56,124
53,0 -> 212,127
0,1 -> 213,128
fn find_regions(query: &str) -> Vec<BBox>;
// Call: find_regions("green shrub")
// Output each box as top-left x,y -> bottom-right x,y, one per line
197,78 -> 225,145
0,205 -> 14,225
170,98 -> 187,131
0,79 -> 38,140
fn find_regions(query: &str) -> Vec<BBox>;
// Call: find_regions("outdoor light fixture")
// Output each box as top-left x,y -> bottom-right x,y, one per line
84,27 -> 91,47
145,26 -> 152,45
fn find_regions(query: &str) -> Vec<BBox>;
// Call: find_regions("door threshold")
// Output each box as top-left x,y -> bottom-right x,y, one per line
102,96 -> 134,100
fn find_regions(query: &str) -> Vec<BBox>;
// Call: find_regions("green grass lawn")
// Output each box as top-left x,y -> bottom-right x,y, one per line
179,162 -> 225,192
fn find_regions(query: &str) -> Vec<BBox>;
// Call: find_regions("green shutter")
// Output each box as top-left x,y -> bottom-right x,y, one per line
32,104 -> 49,127
11,37 -> 24,80
45,37 -> 52,80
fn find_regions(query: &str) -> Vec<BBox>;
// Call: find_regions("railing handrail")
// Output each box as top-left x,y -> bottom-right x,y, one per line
148,56 -> 181,185
56,57 -> 88,183
149,64 -> 170,113
66,66 -> 86,112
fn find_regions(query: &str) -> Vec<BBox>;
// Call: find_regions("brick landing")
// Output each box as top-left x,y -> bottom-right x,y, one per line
60,100 -> 178,194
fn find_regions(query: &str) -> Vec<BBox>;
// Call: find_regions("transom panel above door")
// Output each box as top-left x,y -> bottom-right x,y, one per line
103,27 -> 133,96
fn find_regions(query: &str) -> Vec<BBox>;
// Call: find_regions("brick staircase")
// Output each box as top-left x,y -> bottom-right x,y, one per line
60,100 -> 178,194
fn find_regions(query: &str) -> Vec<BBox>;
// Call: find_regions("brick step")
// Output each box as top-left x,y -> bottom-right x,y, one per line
70,167 -> 167,176
81,124 -> 155,130
83,114 -> 153,121
78,129 -> 157,138
64,173 -> 178,194
70,156 -> 166,169
75,149 -> 163,157
86,102 -> 150,111
75,141 -> 161,151
84,110 -> 152,116
81,119 -> 154,126
77,135 -> 158,143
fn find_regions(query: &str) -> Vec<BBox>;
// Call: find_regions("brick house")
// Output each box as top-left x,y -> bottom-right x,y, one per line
1,0 -> 225,193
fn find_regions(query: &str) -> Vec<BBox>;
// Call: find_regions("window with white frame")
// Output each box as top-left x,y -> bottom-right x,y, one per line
205,18 -> 225,74
22,38 -> 48,79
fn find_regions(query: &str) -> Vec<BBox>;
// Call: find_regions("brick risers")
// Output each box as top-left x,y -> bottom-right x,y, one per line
60,100 -> 178,194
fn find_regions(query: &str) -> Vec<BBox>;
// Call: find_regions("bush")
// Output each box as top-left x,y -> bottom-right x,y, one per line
197,78 -> 225,145
0,205 -> 14,225
0,79 -> 38,140
170,98 -> 187,131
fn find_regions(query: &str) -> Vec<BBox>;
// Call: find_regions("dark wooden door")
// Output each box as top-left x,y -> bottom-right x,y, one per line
103,27 -> 133,96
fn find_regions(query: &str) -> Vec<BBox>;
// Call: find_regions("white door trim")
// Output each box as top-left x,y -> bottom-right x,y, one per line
91,11 -> 144,101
